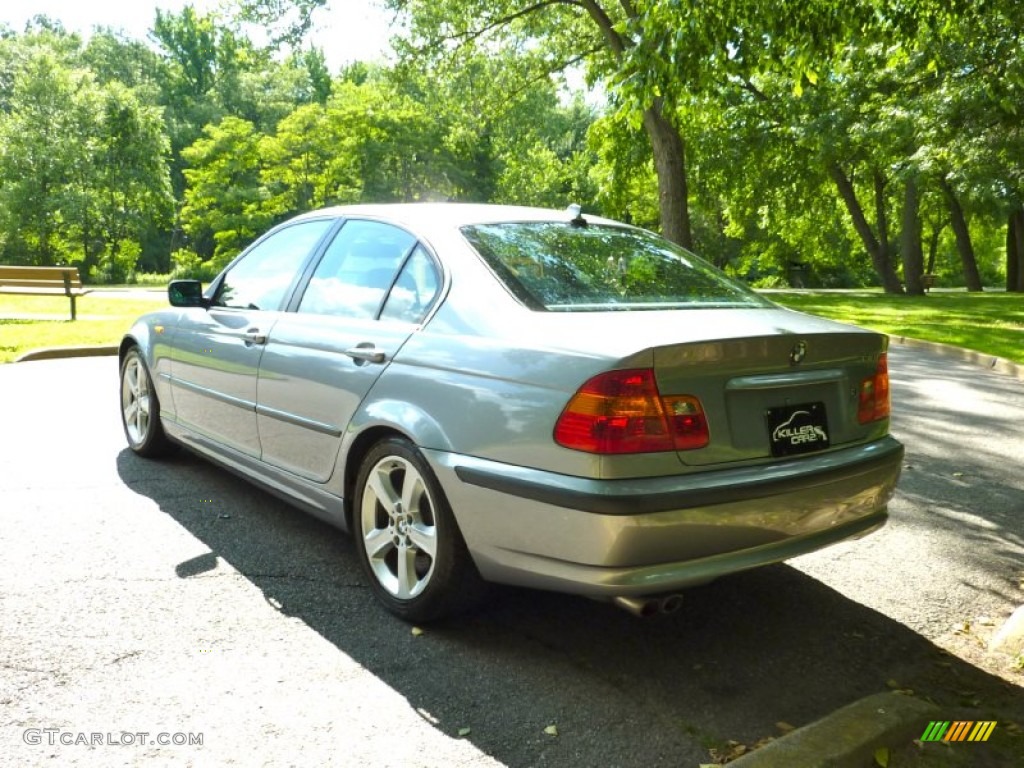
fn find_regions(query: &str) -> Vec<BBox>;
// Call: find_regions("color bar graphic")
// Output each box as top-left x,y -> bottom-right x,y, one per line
966,722 -> 997,742
920,720 -> 996,742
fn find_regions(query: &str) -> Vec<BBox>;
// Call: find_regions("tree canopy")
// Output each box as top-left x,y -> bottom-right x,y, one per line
0,2 -> 1020,293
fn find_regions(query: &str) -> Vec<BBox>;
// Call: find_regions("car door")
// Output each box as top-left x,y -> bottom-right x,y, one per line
169,219 -> 335,457
255,219 -> 442,482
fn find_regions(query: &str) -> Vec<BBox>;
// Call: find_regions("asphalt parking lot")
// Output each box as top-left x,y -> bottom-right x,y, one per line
1,346 -> 1022,767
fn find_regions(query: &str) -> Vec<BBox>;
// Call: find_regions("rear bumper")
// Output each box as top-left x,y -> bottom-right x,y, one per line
424,436 -> 903,597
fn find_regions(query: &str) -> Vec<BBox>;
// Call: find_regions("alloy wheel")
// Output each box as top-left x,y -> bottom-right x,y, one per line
359,455 -> 438,599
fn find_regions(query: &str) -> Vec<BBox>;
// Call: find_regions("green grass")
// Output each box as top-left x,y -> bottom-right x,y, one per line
767,291 -> 1024,365
2,288 -> 1022,367
0,293 -> 166,363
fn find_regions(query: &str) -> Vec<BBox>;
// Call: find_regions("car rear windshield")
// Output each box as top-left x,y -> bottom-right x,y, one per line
461,221 -> 771,311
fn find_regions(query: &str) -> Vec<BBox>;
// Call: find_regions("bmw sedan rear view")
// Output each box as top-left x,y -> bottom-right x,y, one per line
119,204 -> 903,621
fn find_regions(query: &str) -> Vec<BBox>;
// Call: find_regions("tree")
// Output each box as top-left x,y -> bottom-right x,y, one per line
1007,205 -> 1024,292
386,50 -> 598,208
82,28 -> 163,93
88,83 -> 175,280
916,2 -> 1024,291
259,100 -> 361,217
586,112 -> 657,229
152,7 -> 220,99
0,51 -> 84,265
180,116 -> 269,263
678,39 -> 912,292
233,0 -> 326,46
384,0 -> 696,245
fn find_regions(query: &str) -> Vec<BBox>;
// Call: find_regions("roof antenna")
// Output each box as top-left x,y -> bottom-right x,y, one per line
566,203 -> 587,227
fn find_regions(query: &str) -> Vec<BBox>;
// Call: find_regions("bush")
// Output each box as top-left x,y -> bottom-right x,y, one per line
89,242 -> 142,284
751,274 -> 788,289
133,272 -> 173,287
170,249 -> 221,282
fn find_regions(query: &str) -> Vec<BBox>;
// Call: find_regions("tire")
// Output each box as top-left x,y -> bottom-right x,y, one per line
354,436 -> 486,622
120,347 -> 175,458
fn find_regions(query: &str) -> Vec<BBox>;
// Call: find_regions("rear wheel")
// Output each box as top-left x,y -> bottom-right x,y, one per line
354,437 -> 485,621
120,347 -> 174,458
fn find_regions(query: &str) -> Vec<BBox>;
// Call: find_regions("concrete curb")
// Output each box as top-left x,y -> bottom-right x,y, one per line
889,335 -> 1024,382
989,604 -> 1024,656
728,692 -> 938,768
15,345 -> 119,362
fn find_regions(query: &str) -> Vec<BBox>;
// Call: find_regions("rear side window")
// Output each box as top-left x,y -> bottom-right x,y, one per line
461,222 -> 770,311
380,245 -> 440,324
298,220 -> 416,319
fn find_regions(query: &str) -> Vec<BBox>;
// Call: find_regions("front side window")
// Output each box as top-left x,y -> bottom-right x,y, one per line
213,220 -> 333,310
298,220 -> 416,319
461,222 -> 771,311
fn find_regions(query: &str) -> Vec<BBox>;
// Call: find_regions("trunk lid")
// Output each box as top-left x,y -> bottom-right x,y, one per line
652,330 -> 887,466
489,304 -> 889,469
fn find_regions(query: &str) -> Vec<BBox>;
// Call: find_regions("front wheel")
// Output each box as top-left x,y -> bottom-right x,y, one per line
354,437 -> 485,622
120,347 -> 174,458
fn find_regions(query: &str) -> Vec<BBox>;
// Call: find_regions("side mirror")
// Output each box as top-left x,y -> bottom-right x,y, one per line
168,279 -> 207,308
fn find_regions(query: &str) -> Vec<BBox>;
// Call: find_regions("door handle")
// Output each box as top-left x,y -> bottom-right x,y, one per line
243,328 -> 267,345
344,345 -> 386,364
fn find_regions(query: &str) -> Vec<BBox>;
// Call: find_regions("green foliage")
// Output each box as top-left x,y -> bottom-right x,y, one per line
180,115 -> 270,263
0,27 -> 172,279
233,0 -> 327,47
89,83 -> 175,269
2,1 -> 1022,293
91,241 -> 142,284
587,113 -> 658,228
170,248 -> 221,281
133,271 -> 175,287
152,7 -> 220,98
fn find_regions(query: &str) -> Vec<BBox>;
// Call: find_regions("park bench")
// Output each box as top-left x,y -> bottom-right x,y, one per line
921,274 -> 937,293
0,266 -> 86,320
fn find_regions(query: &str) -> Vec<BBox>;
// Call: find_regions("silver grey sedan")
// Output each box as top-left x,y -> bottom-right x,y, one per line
119,204 -> 903,621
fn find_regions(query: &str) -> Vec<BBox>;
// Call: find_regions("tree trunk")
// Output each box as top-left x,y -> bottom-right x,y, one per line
37,180 -> 54,266
939,178 -> 984,292
642,102 -> 692,249
873,169 -> 890,260
575,3 -> 692,248
78,203 -> 101,278
900,176 -> 925,294
925,221 -> 943,274
1007,204 -> 1024,292
828,162 -> 903,293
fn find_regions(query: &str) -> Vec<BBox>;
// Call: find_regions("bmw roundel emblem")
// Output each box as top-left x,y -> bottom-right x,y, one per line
790,341 -> 808,365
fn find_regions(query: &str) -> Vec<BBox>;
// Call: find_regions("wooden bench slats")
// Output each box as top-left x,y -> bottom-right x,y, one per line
0,266 -> 85,320
0,266 -> 81,277
0,279 -> 84,290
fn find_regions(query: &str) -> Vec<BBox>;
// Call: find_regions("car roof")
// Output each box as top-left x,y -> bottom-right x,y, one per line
291,202 -> 623,232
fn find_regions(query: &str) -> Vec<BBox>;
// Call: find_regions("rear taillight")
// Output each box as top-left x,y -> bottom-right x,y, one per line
857,353 -> 890,424
661,395 -> 710,450
554,368 -> 709,454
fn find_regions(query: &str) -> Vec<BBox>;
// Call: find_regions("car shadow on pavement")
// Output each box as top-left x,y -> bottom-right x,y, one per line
116,448 -> 1024,767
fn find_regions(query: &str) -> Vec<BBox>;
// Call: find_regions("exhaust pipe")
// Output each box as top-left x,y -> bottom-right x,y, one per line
613,596 -> 661,618
612,594 -> 683,618
659,594 -> 684,614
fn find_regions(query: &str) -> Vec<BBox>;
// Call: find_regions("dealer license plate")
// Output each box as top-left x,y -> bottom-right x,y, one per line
766,402 -> 830,457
